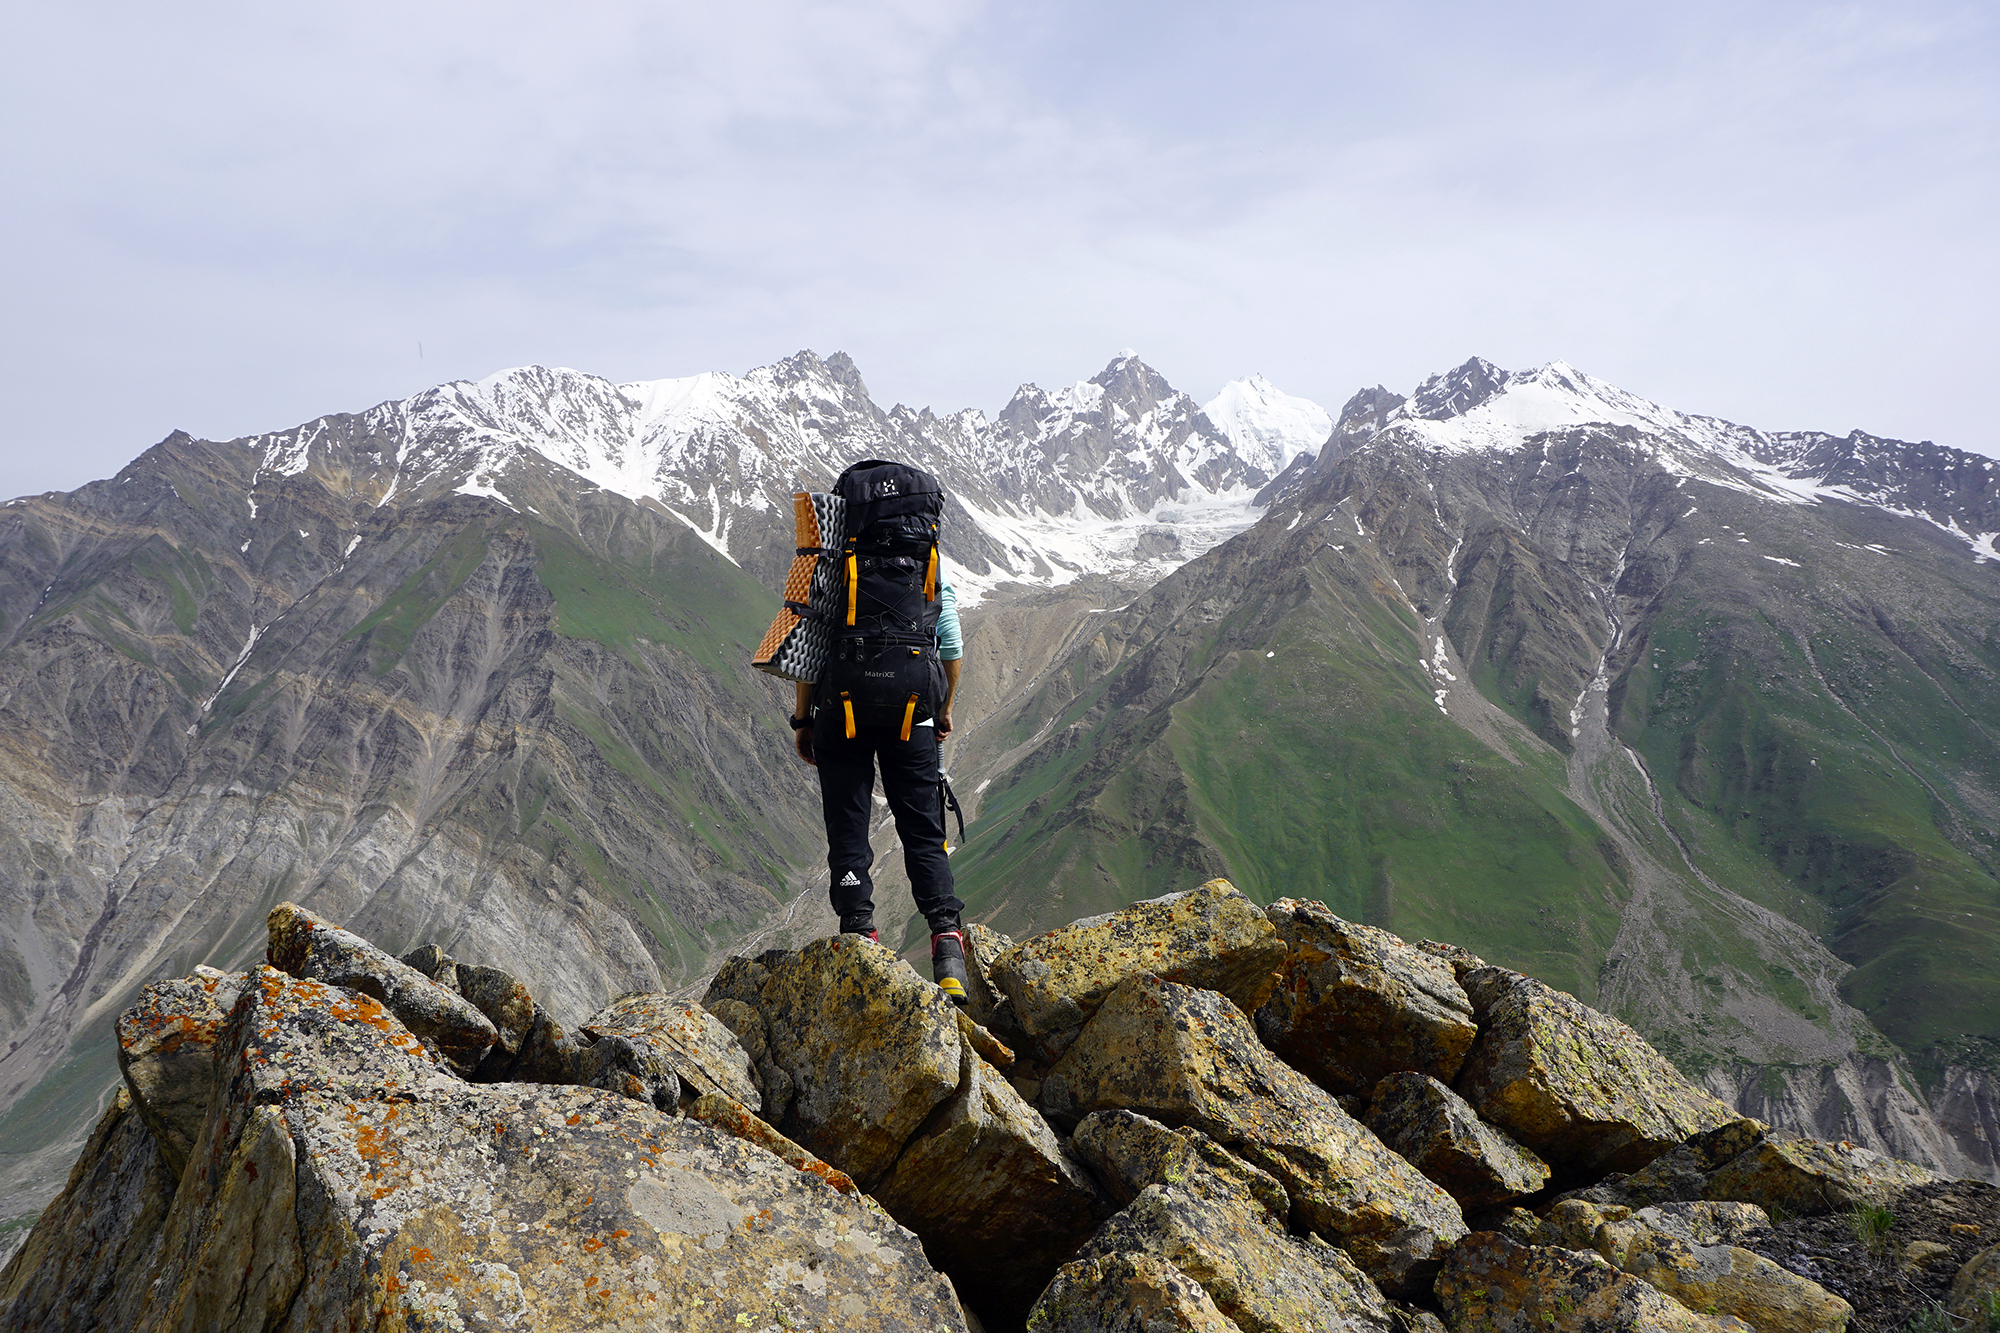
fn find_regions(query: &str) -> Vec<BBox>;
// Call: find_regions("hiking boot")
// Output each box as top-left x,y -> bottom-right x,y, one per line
931,929 -> 969,1006
837,914 -> 878,943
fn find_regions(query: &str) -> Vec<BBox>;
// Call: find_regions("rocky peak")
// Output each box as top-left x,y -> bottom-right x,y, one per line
819,349 -> 875,404
1087,352 -> 1179,415
1325,384 -> 1410,458
1408,355 -> 1511,421
7,882 -> 1982,1333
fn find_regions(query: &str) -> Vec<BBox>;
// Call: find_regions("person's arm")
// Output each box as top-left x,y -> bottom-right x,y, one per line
793,679 -> 816,765
939,659 -> 960,736
936,581 -> 961,736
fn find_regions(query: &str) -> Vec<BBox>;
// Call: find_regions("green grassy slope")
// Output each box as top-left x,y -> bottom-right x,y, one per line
1614,547 -> 2000,1057
949,533 -> 1630,1001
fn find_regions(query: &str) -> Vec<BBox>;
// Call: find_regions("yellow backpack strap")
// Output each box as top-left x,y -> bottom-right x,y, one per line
924,543 -> 938,602
899,693 -> 918,742
845,536 -> 859,626
841,692 -> 857,739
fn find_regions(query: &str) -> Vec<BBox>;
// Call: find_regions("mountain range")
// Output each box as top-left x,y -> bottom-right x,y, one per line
1,348 -> 1995,1252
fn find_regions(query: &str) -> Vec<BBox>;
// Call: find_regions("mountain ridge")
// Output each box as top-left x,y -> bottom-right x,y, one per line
1,347 -> 1995,1259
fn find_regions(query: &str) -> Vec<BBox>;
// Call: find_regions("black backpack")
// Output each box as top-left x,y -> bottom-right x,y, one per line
820,460 -> 945,739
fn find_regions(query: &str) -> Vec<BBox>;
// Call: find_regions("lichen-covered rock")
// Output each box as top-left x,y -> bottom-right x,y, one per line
266,900 -> 496,1075
708,936 -> 964,1184
1437,1232 -> 1732,1333
1702,1135 -> 1939,1215
990,879 -> 1287,1038
583,991 -> 762,1111
1258,900 -> 1479,1095
873,1036 -> 1106,1321
1948,1242 -> 2000,1327
682,1092 -> 856,1195
455,962 -> 537,1057
709,935 -> 1106,1326
134,965 -> 970,1332
506,1003 -> 587,1084
1537,1199 -> 1634,1251
1478,1206 -> 1544,1246
1028,1251 -> 1238,1333
1632,1202 -> 1771,1248
958,1009 -> 1017,1071
397,943 -> 456,991
964,921 -> 1016,1030
114,969 -> 245,1177
1365,1072 -> 1550,1208
568,1031 -> 681,1109
1415,940 -> 1489,978
706,994 -> 792,1123
1595,1224 -> 1852,1333
1455,967 -> 1736,1178
0,1090 -> 177,1333
1567,1118 -> 1769,1208
1071,1109 -> 1290,1221
1043,973 -> 1466,1297
1076,1182 -> 1398,1333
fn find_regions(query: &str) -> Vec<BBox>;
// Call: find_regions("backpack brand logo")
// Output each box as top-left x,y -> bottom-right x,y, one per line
876,478 -> 900,497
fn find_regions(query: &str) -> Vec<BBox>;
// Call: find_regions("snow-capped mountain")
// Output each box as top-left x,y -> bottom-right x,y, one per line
5,344 -> 1999,1249
1314,357 -> 2000,561
939,353 -> 2000,1185
1200,372 -> 1333,476
221,351 -> 1333,607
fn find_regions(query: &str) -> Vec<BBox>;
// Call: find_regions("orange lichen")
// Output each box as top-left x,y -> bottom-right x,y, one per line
409,1247 -> 434,1263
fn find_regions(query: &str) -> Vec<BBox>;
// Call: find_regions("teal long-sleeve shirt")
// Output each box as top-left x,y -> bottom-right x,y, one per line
936,579 -> 961,661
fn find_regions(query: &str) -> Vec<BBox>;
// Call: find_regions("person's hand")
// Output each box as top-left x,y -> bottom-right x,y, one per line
936,704 -> 954,738
794,721 -> 816,766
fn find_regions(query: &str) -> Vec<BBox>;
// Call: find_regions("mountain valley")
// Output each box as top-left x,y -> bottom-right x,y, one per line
2,348 -> 1996,1251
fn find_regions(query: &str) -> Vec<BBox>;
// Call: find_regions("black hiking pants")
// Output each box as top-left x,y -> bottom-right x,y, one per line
812,710 -> 962,934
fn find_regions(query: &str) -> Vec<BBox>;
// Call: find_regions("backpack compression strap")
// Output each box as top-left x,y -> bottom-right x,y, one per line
844,535 -> 859,626
840,691 -> 857,739
899,693 -> 918,742
924,543 -> 938,602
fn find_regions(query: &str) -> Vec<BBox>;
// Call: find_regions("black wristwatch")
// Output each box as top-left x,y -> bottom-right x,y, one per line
788,713 -> 813,731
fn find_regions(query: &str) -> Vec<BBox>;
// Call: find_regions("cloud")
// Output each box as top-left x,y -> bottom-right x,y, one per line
1,0 -> 1994,497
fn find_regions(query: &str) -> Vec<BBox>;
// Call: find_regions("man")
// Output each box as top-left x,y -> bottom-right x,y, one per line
789,496 -> 969,1004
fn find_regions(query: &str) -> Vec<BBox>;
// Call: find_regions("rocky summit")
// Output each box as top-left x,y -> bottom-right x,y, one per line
6,881 -> 1991,1333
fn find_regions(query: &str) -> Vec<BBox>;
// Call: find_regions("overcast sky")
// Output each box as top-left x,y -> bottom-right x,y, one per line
3,1 -> 1995,498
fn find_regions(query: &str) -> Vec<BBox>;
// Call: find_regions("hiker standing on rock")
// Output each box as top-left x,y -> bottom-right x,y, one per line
786,459 -> 970,1005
